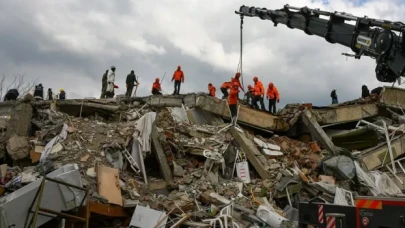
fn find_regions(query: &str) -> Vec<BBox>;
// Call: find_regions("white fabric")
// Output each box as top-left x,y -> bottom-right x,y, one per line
106,70 -> 115,92
40,124 -> 68,163
132,112 -> 156,153
369,171 -> 402,196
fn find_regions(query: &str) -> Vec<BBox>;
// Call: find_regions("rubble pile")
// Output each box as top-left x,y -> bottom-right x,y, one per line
1,87 -> 405,227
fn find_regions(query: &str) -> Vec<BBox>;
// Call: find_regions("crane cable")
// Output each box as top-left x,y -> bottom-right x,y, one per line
236,14 -> 245,89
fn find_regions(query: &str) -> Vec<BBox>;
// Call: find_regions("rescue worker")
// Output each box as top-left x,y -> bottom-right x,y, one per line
208,83 -> 216,97
100,70 -> 108,99
252,77 -> 265,110
371,86 -> 383,96
3,89 -> 19,101
266,82 -> 280,114
126,70 -> 139,97
361,85 -> 370,98
34,83 -> 44,100
220,81 -> 232,99
58,89 -> 66,100
331,89 -> 338,104
105,65 -> 116,98
231,73 -> 245,98
152,78 -> 162,95
47,88 -> 54,100
172,66 -> 184,95
245,85 -> 254,106
228,82 -> 239,125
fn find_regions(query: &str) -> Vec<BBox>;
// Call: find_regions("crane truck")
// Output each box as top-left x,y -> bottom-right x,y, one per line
235,5 -> 405,228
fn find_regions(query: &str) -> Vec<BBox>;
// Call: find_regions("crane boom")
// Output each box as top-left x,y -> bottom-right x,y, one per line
236,5 -> 405,83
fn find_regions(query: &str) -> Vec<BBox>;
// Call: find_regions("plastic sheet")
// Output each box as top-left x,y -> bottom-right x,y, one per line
354,161 -> 380,196
369,171 -> 402,196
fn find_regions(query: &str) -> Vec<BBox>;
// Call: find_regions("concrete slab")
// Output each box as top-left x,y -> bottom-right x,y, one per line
143,96 -> 183,107
6,102 -> 32,138
359,134 -> 405,171
187,108 -> 223,125
312,103 -> 378,125
380,86 -> 405,108
151,123 -> 173,184
302,110 -> 338,154
230,128 -> 271,179
196,95 -> 289,131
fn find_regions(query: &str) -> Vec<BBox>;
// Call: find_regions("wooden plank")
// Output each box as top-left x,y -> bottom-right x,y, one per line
302,110 -> 338,154
88,201 -> 128,217
313,103 -> 378,125
97,165 -> 123,206
151,123 -> 174,183
196,95 -> 289,131
230,128 -> 271,179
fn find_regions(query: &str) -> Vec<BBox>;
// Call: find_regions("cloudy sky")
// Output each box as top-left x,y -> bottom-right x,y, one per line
1,0 -> 405,108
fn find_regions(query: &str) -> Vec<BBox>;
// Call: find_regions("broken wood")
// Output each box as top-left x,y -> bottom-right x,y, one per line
97,165 -> 123,206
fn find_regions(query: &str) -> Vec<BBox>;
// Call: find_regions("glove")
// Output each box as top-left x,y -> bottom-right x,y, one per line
277,99 -> 280,103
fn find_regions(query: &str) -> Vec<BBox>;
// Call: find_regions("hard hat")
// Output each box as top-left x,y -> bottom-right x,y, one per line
208,83 -> 212,86
269,82 -> 274,87
59,88 -> 64,92
111,65 -> 116,69
155,78 -> 160,82
248,85 -> 252,89
253,77 -> 258,82
235,72 -> 241,78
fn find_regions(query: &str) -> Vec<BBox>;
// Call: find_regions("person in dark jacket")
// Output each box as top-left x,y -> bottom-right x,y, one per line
47,88 -> 53,100
3,89 -> 19,101
58,89 -> 66,100
125,70 -> 139,97
100,70 -> 108,99
331,89 -> 338,104
361,85 -> 370,98
34,83 -> 44,100
371,87 -> 383,96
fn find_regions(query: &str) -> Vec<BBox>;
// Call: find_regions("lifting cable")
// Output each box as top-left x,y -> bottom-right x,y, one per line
236,14 -> 245,89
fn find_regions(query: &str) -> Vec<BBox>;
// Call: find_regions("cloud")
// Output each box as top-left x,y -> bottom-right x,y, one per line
0,0 -> 405,108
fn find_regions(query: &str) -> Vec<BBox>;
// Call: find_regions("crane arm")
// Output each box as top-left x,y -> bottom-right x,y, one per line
236,5 -> 405,83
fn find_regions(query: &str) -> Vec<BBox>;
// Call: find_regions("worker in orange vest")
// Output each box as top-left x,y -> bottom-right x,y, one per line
252,77 -> 265,110
172,65 -> 185,95
231,73 -> 244,98
228,82 -> 240,125
152,78 -> 162,95
245,85 -> 255,106
208,83 -> 216,97
266,82 -> 280,114
220,81 -> 232,99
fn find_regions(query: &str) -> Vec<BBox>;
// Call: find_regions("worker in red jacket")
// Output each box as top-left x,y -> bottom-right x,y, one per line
208,83 -> 216,97
228,82 -> 239,125
231,72 -> 244,99
252,77 -> 265,110
220,81 -> 232,99
245,85 -> 254,106
266,82 -> 280,114
152,78 -> 162,95
171,66 -> 184,95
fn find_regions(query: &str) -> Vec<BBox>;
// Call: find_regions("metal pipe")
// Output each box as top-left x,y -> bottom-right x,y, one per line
39,208 -> 87,222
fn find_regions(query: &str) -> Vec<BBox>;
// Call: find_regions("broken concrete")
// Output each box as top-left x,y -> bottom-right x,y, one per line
6,102 -> 32,138
380,86 -> 405,108
302,110 -> 338,154
312,103 -> 378,125
151,123 -> 173,184
6,135 -> 30,160
230,128 -> 271,179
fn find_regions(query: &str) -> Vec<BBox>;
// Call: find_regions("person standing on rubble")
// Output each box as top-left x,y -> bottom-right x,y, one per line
3,89 -> 19,101
208,83 -> 216,97
229,82 -> 239,124
245,85 -> 254,106
100,70 -> 108,99
371,86 -> 383,96
152,78 -> 162,95
220,81 -> 232,99
252,77 -> 265,110
231,73 -> 244,98
362,85 -> 370,98
57,88 -> 66,100
266,82 -> 280,114
47,88 -> 54,100
33,83 -> 44,100
172,65 -> 184,95
105,65 -> 116,98
126,70 -> 139,97
331,89 -> 338,104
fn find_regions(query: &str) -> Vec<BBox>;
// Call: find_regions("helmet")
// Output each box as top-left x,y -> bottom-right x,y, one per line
253,77 -> 258,82
269,82 -> 274,87
177,65 -> 181,70
208,83 -> 212,86
247,85 -> 252,89
60,88 -> 64,92
155,78 -> 160,82
111,65 -> 116,69
235,72 -> 240,78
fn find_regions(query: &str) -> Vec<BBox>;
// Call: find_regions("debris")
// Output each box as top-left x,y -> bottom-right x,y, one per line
80,154 -> 90,162
6,135 -> 30,160
86,167 -> 97,177
129,205 -> 167,228
97,165 -> 123,206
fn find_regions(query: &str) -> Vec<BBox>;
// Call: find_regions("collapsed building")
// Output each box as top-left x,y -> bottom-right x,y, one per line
0,86 -> 405,227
